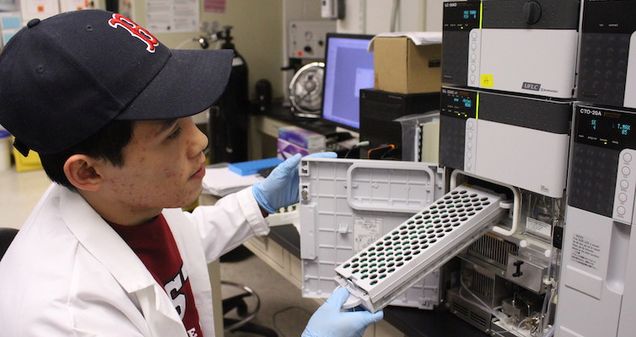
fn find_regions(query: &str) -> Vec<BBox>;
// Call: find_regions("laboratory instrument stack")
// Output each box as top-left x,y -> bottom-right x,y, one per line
434,0 -> 580,334
554,1 -> 636,336
301,2 -> 578,334
297,1 -> 636,337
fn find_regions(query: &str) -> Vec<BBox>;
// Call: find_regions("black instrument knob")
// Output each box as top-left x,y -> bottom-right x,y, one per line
523,1 -> 542,25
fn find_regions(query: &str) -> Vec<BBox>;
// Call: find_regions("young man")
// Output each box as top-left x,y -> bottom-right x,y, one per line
0,10 -> 382,337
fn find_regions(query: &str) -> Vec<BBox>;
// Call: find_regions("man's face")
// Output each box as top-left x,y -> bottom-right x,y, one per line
100,117 -> 208,212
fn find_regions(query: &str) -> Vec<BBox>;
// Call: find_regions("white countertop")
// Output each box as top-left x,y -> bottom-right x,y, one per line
0,168 -> 51,229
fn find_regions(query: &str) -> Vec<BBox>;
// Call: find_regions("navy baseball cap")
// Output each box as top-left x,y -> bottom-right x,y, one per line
0,10 -> 233,156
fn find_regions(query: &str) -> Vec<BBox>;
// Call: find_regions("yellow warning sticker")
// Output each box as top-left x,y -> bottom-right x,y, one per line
480,74 -> 494,88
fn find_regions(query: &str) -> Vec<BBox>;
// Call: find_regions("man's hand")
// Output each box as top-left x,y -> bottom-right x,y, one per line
302,287 -> 384,337
252,152 -> 336,213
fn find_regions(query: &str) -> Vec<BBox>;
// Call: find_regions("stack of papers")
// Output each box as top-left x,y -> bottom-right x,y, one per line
202,167 -> 263,197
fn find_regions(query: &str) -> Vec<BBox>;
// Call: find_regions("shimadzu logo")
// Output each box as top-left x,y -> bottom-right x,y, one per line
522,82 -> 541,91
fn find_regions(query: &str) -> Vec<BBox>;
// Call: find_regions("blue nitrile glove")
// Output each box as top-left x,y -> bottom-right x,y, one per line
252,152 -> 337,213
302,287 -> 384,337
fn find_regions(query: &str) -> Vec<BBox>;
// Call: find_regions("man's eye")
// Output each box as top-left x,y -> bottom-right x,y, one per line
167,127 -> 182,139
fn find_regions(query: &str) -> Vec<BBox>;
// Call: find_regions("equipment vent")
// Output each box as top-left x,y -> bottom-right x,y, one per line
469,269 -> 494,299
453,301 -> 470,317
449,288 -> 492,332
468,234 -> 518,267
470,311 -> 489,329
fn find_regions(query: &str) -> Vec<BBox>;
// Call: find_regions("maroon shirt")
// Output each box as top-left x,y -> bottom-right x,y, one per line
110,215 -> 204,337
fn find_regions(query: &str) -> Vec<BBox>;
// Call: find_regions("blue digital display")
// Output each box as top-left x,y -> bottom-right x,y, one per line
617,123 -> 631,136
441,88 -> 477,120
463,10 -> 478,20
443,2 -> 480,31
590,119 -> 598,130
453,97 -> 472,108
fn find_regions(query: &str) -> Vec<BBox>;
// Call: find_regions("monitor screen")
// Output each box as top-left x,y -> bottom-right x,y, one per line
321,33 -> 375,130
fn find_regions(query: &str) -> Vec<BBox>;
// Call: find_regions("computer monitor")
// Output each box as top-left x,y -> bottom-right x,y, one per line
321,33 -> 375,130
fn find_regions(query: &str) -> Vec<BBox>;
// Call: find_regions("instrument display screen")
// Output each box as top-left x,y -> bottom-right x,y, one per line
441,87 -> 477,119
575,105 -> 636,149
443,1 -> 481,31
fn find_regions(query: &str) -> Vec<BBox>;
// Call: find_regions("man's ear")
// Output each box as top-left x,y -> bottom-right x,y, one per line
63,154 -> 103,192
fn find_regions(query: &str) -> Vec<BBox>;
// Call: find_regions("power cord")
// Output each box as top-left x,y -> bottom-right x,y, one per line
344,141 -> 370,159
367,144 -> 399,160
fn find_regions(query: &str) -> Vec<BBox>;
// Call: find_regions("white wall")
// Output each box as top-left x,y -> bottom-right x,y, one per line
129,0 -> 444,100
133,0 -> 284,100
13,0 -> 444,100
128,0 -> 445,100
424,0 -> 443,31
337,0 -> 443,33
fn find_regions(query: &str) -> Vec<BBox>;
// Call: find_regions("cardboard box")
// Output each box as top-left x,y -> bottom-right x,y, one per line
373,36 -> 442,94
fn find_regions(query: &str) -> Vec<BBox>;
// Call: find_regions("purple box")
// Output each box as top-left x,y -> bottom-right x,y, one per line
278,126 -> 326,150
277,138 -> 311,160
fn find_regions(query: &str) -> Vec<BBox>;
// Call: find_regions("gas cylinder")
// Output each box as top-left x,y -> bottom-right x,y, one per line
209,26 -> 249,164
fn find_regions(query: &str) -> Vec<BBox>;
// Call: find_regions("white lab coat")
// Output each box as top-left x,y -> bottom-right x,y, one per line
0,183 -> 269,337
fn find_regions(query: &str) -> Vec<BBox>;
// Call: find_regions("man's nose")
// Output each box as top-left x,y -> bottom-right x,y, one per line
188,121 -> 209,158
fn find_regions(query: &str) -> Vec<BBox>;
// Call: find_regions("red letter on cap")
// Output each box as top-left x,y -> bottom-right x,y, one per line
108,13 -> 159,53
